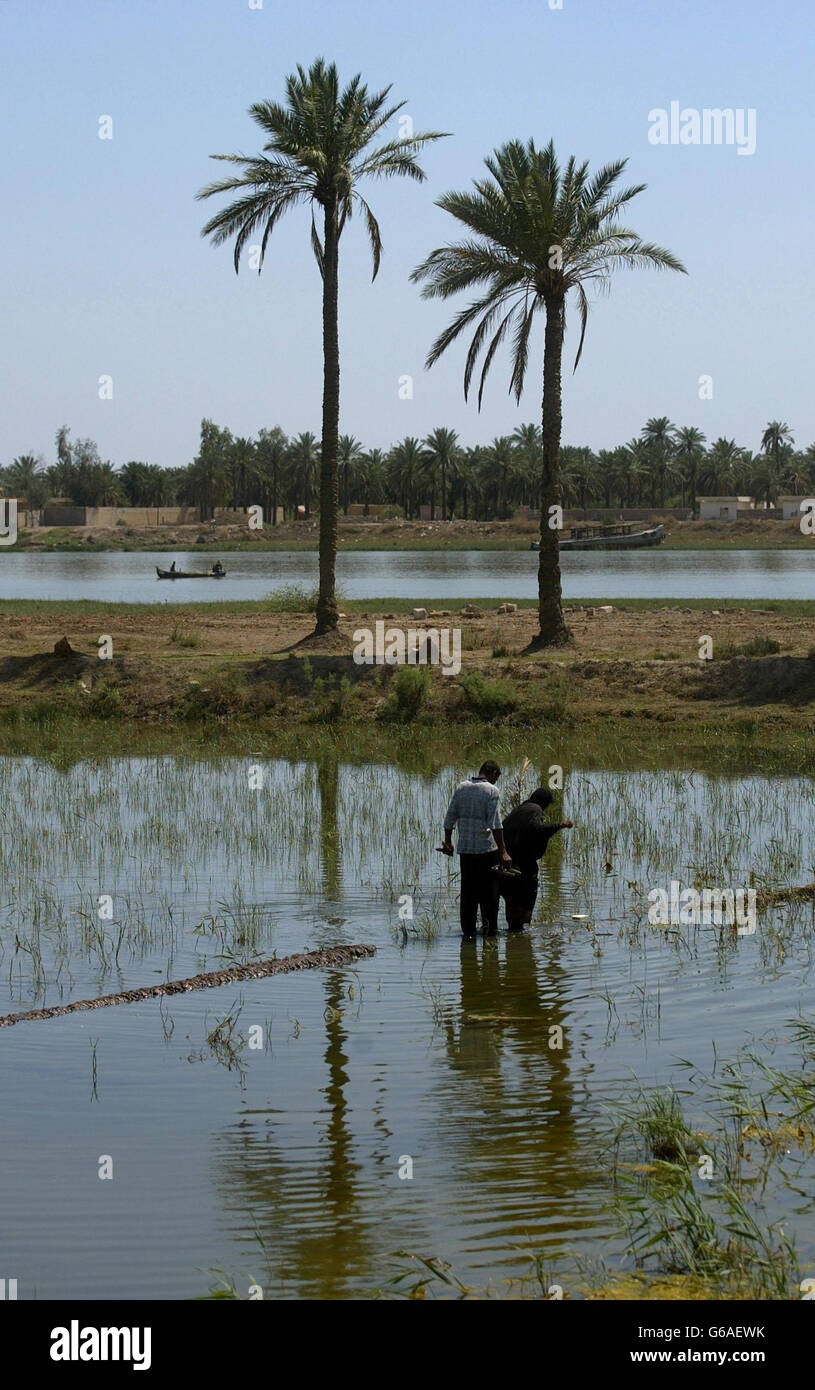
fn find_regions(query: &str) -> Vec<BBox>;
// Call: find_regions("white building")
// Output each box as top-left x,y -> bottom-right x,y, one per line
698,496 -> 742,521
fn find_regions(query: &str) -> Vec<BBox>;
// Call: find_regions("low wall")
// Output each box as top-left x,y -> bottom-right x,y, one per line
41,506 -> 199,528
347,504 -> 400,518
564,507 -> 693,522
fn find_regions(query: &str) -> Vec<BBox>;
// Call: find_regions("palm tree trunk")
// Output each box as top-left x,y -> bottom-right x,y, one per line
534,298 -> 570,646
441,461 -> 447,521
316,201 -> 340,634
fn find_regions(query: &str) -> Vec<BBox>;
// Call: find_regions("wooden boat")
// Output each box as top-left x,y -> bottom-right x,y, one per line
156,566 -> 227,579
530,523 -> 665,552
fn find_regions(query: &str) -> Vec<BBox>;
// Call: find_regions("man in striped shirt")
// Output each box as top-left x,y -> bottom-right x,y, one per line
442,761 -> 512,936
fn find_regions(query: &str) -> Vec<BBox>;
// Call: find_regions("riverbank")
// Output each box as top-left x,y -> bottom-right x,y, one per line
3,599 -> 815,767
10,515 -> 815,551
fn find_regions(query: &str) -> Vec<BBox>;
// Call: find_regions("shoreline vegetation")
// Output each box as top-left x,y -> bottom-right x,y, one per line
7,515 -> 815,551
2,596 -> 815,770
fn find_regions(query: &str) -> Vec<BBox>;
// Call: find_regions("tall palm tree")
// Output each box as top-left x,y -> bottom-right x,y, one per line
672,425 -> 706,515
422,427 -> 459,521
197,58 -> 446,634
412,139 -> 685,646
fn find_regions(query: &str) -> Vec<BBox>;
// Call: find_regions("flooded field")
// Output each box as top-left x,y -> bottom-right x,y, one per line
1,755 -> 814,1299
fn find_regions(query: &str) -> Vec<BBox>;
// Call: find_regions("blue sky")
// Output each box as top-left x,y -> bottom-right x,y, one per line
1,0 -> 811,470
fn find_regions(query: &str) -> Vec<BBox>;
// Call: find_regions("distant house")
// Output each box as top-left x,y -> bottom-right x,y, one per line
698,496 -> 742,521
777,495 -> 808,521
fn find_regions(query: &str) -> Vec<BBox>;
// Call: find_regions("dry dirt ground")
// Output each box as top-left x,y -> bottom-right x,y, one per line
0,600 -> 813,661
1,603 -> 815,728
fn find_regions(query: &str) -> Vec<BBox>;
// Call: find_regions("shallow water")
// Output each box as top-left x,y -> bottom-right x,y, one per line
1,757 -> 813,1298
0,547 -> 814,602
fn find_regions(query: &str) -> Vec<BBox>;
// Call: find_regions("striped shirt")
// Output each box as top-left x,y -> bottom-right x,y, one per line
444,776 -> 502,855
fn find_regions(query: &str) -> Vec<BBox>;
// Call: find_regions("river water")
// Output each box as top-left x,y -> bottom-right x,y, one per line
2,756 -> 813,1299
0,548 -> 813,602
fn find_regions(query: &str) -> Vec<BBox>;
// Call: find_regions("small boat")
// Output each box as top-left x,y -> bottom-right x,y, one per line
530,524 -> 665,552
156,566 -> 227,579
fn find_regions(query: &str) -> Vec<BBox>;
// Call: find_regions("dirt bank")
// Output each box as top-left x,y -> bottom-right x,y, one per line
1,602 -> 814,734
14,514 -> 814,551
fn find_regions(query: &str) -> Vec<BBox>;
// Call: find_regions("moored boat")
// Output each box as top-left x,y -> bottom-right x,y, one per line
530,523 -> 665,552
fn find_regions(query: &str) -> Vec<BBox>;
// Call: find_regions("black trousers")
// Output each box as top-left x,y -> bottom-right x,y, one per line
459,851 -> 500,935
501,869 -> 539,930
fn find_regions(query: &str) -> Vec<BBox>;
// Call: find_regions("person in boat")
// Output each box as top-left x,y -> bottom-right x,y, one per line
211,560 -> 225,575
169,560 -> 176,572
499,788 -> 573,931
441,760 -> 512,936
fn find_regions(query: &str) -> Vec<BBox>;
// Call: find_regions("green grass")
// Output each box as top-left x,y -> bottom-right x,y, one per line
0,710 -> 811,772
2,596 -> 815,616
169,623 -> 200,647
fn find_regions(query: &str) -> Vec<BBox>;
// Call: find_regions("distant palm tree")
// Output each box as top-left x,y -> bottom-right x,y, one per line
702,437 -> 743,495
642,416 -> 675,507
355,448 -> 385,515
761,421 -> 793,479
388,437 -> 423,519
672,425 -> 706,515
607,447 -> 634,508
412,139 -> 685,646
338,435 -> 364,516
596,448 -> 619,509
562,446 -> 599,511
197,58 -> 446,634
5,453 -> 48,509
91,462 -> 123,507
288,431 -> 320,516
422,427 -> 459,521
511,423 -> 542,509
486,436 -> 515,517
457,447 -> 484,519
781,452 -> 809,497
230,435 -> 257,511
256,426 -> 288,524
622,437 -> 649,507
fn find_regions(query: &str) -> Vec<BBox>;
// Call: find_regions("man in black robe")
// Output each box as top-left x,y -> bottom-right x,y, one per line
500,788 -> 573,931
